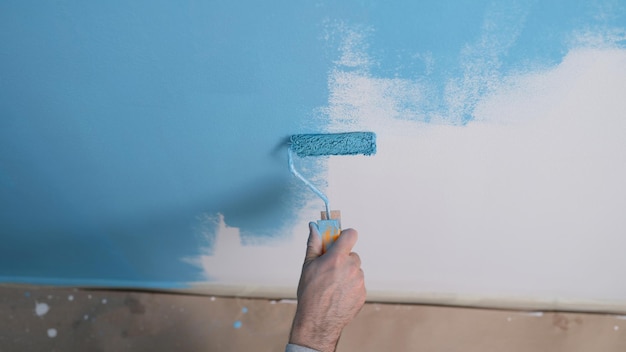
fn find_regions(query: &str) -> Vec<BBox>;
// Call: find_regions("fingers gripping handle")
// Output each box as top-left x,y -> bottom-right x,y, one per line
318,210 -> 341,253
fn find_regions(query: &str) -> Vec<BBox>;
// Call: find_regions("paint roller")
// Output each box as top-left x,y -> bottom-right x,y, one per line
288,132 -> 376,252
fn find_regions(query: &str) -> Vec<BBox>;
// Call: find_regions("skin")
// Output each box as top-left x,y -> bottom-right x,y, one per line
289,222 -> 366,352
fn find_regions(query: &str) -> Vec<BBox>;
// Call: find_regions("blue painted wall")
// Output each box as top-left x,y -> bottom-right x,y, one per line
1,1 -> 624,287
1,1 -> 332,286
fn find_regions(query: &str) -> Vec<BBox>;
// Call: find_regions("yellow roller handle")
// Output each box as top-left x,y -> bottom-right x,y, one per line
318,210 -> 341,253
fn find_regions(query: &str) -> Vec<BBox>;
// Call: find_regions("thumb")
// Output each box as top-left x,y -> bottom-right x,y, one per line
326,228 -> 358,256
304,222 -> 323,264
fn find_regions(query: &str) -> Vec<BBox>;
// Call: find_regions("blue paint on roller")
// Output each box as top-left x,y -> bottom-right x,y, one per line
288,132 -> 377,218
290,132 -> 377,157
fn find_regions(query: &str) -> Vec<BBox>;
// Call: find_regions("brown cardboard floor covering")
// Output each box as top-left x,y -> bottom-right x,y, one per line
0,285 -> 624,351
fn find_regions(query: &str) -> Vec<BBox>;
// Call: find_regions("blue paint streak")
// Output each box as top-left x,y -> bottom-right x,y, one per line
333,0 -> 626,124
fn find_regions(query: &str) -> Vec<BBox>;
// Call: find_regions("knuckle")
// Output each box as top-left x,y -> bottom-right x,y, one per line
327,253 -> 344,267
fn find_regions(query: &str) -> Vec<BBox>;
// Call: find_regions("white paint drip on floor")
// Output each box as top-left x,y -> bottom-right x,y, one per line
278,299 -> 298,304
47,328 -> 57,338
521,312 -> 544,317
35,302 -> 50,317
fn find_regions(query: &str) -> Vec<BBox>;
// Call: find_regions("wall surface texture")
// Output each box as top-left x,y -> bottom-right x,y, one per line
1,1 -> 625,311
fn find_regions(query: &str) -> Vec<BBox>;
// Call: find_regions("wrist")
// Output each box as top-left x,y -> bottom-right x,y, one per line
289,313 -> 341,352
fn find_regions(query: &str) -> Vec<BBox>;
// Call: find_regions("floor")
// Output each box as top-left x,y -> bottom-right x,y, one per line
1,285 -> 625,351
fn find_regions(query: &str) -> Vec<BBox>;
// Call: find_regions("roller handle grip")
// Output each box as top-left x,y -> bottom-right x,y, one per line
318,210 -> 341,253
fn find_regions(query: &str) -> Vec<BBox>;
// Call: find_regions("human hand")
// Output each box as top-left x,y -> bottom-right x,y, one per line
289,222 -> 366,352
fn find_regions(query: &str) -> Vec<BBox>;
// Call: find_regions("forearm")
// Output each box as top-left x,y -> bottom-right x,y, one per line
287,224 -> 365,352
